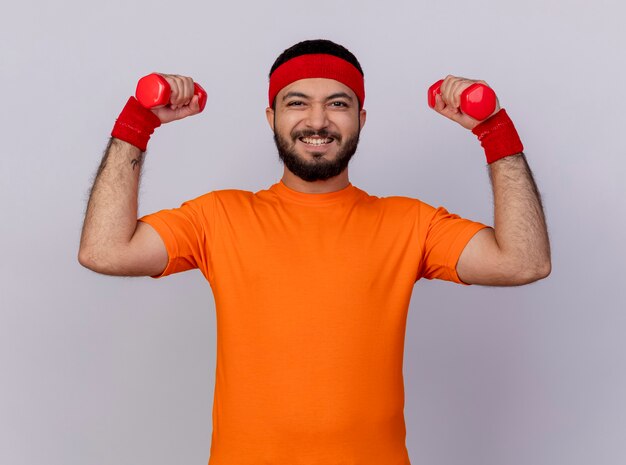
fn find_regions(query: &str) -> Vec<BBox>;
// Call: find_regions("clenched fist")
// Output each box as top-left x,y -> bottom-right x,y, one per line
432,75 -> 500,130
148,73 -> 204,125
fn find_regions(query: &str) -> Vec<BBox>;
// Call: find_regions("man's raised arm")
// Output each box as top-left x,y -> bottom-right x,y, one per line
431,75 -> 551,286
78,73 -> 203,276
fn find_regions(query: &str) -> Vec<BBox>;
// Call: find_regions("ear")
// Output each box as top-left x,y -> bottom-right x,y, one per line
359,108 -> 367,129
265,106 -> 275,131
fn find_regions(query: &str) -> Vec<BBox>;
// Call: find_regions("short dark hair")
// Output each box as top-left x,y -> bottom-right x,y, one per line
269,39 -> 364,78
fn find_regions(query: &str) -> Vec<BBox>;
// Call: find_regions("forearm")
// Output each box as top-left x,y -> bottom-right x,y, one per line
78,137 -> 144,265
489,153 -> 551,276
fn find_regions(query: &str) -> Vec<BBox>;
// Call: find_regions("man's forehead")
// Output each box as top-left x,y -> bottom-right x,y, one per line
278,78 -> 356,99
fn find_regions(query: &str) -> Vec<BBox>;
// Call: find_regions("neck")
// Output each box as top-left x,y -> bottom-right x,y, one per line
281,168 -> 350,193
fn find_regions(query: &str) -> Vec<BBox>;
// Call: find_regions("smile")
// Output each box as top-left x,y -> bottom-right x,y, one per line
298,136 -> 334,146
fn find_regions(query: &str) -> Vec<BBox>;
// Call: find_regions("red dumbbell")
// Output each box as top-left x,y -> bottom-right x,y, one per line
135,73 -> 207,112
428,79 -> 497,121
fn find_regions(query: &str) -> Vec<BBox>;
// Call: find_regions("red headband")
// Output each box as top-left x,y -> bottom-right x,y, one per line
268,53 -> 365,109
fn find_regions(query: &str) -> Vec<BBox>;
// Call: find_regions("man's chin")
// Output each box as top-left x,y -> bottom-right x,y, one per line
284,160 -> 347,182
298,151 -> 335,162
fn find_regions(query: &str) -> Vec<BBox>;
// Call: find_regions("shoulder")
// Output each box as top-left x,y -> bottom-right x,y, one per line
176,189 -> 255,217
211,188 -> 255,201
355,187 -> 434,216
191,188 -> 255,206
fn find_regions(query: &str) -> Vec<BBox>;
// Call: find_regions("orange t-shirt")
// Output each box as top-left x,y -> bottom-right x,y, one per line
139,181 -> 488,465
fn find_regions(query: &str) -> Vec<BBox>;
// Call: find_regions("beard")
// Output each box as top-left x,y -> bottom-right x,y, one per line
273,125 -> 361,182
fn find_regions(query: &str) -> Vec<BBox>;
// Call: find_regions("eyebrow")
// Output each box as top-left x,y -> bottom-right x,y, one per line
282,91 -> 354,102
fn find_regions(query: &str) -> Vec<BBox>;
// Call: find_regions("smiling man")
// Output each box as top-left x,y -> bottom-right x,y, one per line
270,76 -> 364,186
79,39 -> 551,465
267,48 -> 367,190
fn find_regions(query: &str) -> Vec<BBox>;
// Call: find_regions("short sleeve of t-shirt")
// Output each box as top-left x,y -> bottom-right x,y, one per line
416,202 -> 490,285
137,192 -> 215,280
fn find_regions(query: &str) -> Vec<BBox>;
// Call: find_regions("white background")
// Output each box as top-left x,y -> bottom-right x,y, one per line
1,0 -> 625,464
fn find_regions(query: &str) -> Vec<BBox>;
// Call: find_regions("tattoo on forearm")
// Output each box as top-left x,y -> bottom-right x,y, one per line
131,156 -> 142,170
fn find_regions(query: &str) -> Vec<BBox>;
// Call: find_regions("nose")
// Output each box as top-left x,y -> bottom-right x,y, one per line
305,104 -> 329,130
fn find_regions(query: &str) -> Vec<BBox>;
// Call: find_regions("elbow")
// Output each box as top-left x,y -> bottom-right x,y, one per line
532,251 -> 552,281
538,259 -> 552,280
78,247 -> 90,268
497,253 -> 551,286
78,247 -> 99,272
517,259 -> 552,285
77,247 -> 116,275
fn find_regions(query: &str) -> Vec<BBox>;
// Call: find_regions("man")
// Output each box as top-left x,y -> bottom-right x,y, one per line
79,39 -> 550,465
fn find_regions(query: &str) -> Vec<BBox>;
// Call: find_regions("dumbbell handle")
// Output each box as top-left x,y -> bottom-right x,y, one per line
135,73 -> 207,112
428,79 -> 496,121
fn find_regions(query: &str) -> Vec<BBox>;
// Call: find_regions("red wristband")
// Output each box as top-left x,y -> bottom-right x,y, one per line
111,96 -> 162,152
471,108 -> 524,164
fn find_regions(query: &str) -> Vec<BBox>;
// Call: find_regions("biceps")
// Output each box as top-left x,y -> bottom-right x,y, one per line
119,221 -> 169,277
455,227 -> 513,286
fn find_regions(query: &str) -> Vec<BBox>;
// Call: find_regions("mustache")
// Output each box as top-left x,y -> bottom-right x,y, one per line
291,129 -> 340,140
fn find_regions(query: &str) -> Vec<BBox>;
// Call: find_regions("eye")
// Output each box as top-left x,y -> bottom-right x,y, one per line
286,101 -> 304,107
330,101 -> 348,107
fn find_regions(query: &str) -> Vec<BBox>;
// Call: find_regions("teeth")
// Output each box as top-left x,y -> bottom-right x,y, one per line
301,137 -> 332,146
